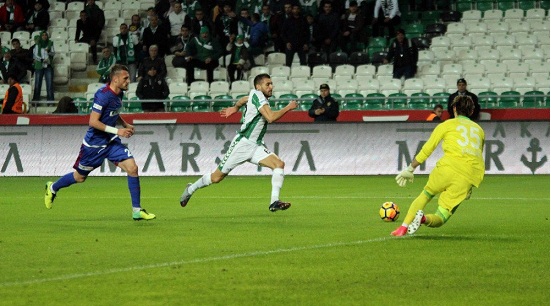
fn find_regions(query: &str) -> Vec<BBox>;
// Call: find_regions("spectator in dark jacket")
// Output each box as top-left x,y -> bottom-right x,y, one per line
0,51 -> 26,84
384,28 -> 418,80
75,10 -> 99,63
190,9 -> 214,37
315,1 -> 340,57
136,66 -> 169,112
238,13 -> 269,66
24,0 -> 49,32
447,78 -> 480,121
308,83 -> 339,122
138,44 -> 167,80
281,5 -> 309,67
142,14 -> 170,57
340,1 -> 365,54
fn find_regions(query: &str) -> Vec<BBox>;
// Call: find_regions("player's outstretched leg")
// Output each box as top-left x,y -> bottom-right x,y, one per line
133,209 -> 156,221
269,200 -> 291,212
407,210 -> 425,234
44,181 -> 56,209
180,183 -> 193,207
391,226 -> 407,236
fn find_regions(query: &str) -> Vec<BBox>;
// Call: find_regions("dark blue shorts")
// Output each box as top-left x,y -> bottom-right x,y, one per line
72,142 -> 134,176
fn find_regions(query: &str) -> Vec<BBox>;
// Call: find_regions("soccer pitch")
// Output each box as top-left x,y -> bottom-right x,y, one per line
0,175 -> 548,305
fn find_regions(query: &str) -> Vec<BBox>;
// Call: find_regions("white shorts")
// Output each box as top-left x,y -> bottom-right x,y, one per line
217,135 -> 274,174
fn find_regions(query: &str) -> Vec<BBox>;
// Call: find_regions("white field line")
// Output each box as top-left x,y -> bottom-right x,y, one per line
0,236 -> 411,288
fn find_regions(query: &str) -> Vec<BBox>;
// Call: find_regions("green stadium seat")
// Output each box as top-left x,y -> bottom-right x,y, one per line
404,23 -> 424,38
170,95 -> 191,112
343,93 -> 365,110
539,0 -> 549,10
478,91 -> 498,108
409,92 -> 431,109
212,95 -> 234,111
522,90 -> 545,107
387,93 -> 408,109
431,92 -> 449,106
456,0 -> 473,12
191,95 -> 212,112
368,37 -> 387,49
126,97 -> 143,113
73,97 -> 90,114
497,91 -> 521,108
421,11 -> 442,25
497,0 -> 515,10
518,0 -> 537,10
476,0 -> 495,11
364,93 -> 386,109
401,11 -> 420,23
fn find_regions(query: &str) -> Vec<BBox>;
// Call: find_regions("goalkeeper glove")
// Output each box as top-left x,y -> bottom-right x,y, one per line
395,165 -> 415,187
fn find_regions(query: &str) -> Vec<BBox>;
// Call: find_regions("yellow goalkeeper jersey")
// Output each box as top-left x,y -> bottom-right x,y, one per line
415,115 -> 485,187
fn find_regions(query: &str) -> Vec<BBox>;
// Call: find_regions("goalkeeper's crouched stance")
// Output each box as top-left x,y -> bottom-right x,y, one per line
392,95 -> 486,237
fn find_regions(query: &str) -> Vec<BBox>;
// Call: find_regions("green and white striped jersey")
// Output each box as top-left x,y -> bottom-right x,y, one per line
237,89 -> 270,144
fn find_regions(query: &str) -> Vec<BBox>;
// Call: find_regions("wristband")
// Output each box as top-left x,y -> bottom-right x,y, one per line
104,126 -> 119,134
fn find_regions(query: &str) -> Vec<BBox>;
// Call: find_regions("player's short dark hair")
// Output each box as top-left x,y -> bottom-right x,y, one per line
451,95 -> 475,117
110,64 -> 129,80
254,73 -> 271,86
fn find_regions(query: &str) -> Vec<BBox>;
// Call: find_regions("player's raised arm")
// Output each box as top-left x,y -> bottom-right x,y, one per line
220,95 -> 248,118
259,100 -> 298,123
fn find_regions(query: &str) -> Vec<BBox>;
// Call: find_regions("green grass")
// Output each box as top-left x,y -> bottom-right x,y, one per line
0,175 -> 548,306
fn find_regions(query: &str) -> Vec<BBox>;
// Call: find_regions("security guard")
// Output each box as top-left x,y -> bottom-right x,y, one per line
308,83 -> 339,122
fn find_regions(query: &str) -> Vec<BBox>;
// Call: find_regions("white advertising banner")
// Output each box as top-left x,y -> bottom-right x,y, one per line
0,122 -> 549,176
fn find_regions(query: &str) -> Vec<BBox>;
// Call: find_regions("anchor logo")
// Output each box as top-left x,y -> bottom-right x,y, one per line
520,138 -> 548,174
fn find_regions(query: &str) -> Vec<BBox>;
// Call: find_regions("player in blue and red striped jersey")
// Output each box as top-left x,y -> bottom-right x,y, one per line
44,64 -> 155,221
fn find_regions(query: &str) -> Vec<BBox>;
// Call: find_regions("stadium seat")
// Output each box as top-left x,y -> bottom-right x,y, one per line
293,79 -> 315,96
209,81 -> 230,97
518,0 -> 537,10
529,62 -> 550,79
348,51 -> 370,66
432,49 -> 455,65
168,82 -> 188,99
498,90 -> 521,108
307,51 -> 327,67
335,79 -> 358,96
343,93 -> 364,110
429,36 -> 451,52
408,92 -> 431,109
417,50 -> 435,66
461,10 -> 482,22
190,95 -> 212,112
525,8 -> 545,20
461,63 -> 486,79
441,10 -> 461,23
363,93 -> 385,109
376,64 -> 394,82
503,9 -> 524,21
514,77 -> 536,95
506,62 -> 529,79
68,41 -> 89,71
491,77 -> 513,95
522,90 -> 545,107
484,62 -> 507,79
422,76 -> 447,96
456,50 -> 479,66
387,92 -> 408,109
486,21 -> 509,33
431,91 -> 449,106
170,95 -> 191,112
478,91 -> 498,107
270,65 -> 291,79
478,49 -> 500,66
212,95 -> 234,111
411,37 -> 431,50
329,52 -> 348,70
266,52 -> 285,67
271,80 -> 294,98
290,65 -> 311,81
229,80 -> 250,98
483,9 -> 503,20
311,65 -> 332,83
465,22 -> 488,36
379,85 -> 402,99
402,78 -> 424,96
356,77 -> 379,96
441,63 -> 463,79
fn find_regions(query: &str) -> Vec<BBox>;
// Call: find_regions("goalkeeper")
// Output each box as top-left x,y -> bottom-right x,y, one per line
392,95 -> 485,236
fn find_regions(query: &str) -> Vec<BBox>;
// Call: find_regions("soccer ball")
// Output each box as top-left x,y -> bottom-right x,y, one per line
379,202 -> 400,222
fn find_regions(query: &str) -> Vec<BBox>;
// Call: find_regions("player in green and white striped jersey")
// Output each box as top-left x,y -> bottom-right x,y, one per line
179,73 -> 299,212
